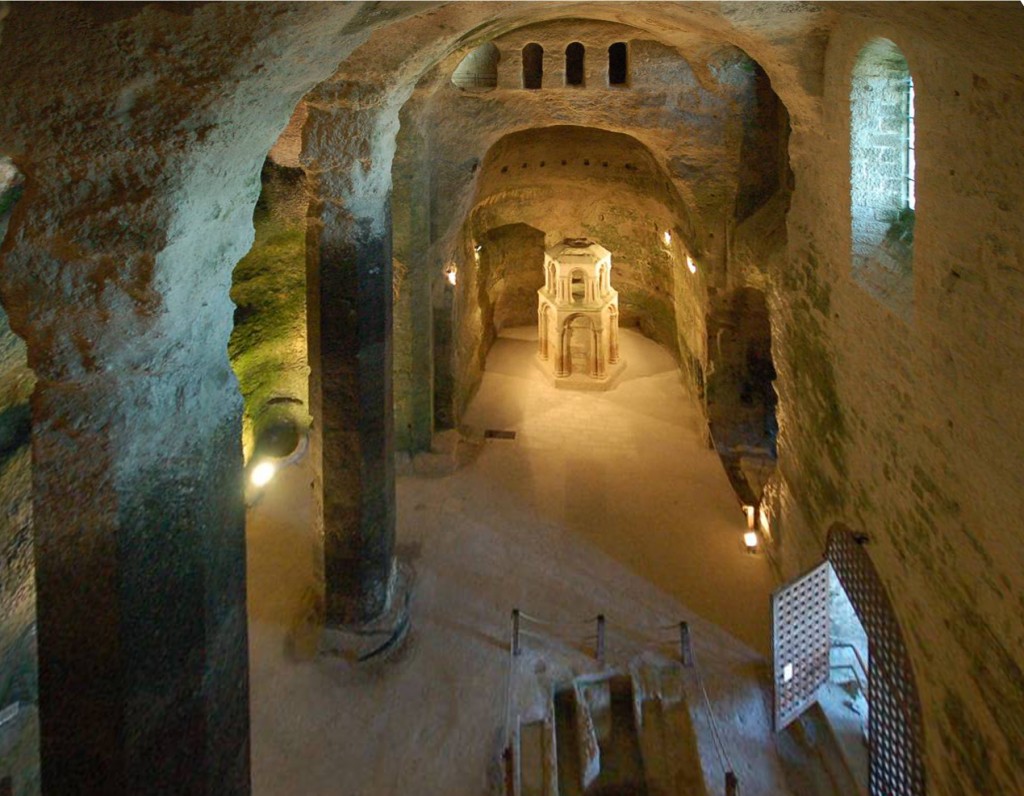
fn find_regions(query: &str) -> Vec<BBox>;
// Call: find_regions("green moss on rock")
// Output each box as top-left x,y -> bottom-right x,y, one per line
229,216 -> 309,458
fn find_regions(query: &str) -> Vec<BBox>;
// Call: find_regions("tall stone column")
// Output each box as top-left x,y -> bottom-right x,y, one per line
31,376 -> 249,795
307,197 -> 396,625
391,122 -> 434,453
609,307 -> 620,364
557,326 -> 570,377
303,90 -> 404,630
0,191 -> 252,796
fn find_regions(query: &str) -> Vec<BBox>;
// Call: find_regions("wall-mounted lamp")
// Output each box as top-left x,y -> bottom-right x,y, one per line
474,243 -> 483,253
250,460 -> 277,488
743,530 -> 759,553
686,255 -> 697,274
444,263 -> 458,286
662,230 -> 672,246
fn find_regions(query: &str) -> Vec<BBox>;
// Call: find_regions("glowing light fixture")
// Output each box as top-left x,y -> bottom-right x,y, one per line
686,255 -> 697,274
474,243 -> 483,253
663,230 -> 672,246
250,460 -> 277,488
444,264 -> 458,286
743,530 -> 759,552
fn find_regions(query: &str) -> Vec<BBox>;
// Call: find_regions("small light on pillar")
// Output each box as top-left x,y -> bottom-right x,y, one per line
743,504 -> 756,529
474,243 -> 483,253
444,263 -> 458,286
250,460 -> 277,488
743,530 -> 759,553
686,255 -> 697,274
663,230 -> 672,246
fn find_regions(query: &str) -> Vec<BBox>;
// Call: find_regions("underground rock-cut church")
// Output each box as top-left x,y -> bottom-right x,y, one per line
0,3 -> 1022,795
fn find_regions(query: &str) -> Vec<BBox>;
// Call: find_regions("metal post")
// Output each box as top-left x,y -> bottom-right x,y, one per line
725,771 -> 739,795
512,608 -> 521,656
596,614 -> 606,667
679,621 -> 692,667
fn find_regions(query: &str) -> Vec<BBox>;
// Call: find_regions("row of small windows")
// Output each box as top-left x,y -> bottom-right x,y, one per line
523,42 -> 628,89
452,41 -> 629,91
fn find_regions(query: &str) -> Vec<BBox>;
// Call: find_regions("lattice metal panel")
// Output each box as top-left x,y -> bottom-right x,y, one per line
772,560 -> 830,730
828,526 -> 926,796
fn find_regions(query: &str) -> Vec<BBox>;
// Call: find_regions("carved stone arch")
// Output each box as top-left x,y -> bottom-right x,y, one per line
826,523 -> 926,796
561,312 -> 594,376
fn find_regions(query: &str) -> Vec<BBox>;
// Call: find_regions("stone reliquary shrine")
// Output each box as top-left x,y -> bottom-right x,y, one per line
537,239 -> 624,389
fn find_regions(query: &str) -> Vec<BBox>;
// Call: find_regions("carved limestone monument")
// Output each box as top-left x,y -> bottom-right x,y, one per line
537,239 -> 624,388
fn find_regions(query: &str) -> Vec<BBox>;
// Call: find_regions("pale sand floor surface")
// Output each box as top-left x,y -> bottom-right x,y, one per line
248,327 -> 796,796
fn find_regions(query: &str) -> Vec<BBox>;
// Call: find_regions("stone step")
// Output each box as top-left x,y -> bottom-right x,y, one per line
776,701 -> 862,796
520,719 -> 548,796
514,686 -> 560,796
631,661 -> 708,796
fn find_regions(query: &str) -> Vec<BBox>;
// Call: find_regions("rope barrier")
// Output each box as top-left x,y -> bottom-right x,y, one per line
505,606 -> 738,791
517,609 -> 686,636
516,610 -> 600,627
688,640 -> 733,780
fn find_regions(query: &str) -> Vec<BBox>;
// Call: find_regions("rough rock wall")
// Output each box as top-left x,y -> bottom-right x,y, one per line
0,161 -> 34,715
771,8 -> 1024,795
229,159 -> 309,461
0,4 -> 369,791
479,223 -> 546,335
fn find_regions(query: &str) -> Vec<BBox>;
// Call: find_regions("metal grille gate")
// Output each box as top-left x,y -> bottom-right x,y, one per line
771,560 -> 830,730
827,525 -> 926,796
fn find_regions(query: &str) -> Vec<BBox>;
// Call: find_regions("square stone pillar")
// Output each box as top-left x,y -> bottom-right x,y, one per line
32,376 -> 250,795
307,200 -> 397,626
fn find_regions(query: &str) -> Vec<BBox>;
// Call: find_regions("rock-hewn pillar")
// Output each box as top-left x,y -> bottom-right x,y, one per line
307,201 -> 396,624
304,91 -> 402,627
391,123 -> 434,453
0,3 -> 375,790
0,188 -> 253,796
31,376 -> 249,795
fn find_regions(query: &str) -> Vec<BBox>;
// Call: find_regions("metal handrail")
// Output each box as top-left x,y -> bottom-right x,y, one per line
830,640 -> 869,697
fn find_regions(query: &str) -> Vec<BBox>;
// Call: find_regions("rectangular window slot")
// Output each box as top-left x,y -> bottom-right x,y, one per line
484,429 -> 517,440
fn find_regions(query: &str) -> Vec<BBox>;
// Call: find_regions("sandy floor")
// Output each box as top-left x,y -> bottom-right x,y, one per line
247,327 -> 799,796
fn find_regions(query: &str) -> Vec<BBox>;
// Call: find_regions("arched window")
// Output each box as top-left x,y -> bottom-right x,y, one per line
522,43 -> 543,89
452,43 -> 499,91
608,42 -> 628,86
565,42 -> 585,86
850,38 -> 915,312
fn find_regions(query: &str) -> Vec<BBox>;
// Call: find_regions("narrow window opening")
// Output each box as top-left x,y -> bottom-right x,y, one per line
565,42 -> 585,87
609,42 -> 628,86
451,43 -> 499,91
906,78 -> 916,210
849,38 -> 915,315
522,43 -> 543,90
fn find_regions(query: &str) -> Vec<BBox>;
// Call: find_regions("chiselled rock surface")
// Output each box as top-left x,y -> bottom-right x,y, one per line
0,3 -> 1022,795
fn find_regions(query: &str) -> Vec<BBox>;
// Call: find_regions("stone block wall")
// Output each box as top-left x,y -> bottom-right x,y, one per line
771,11 -> 1024,795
